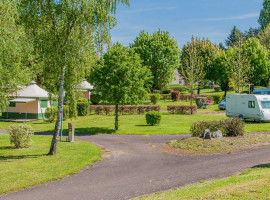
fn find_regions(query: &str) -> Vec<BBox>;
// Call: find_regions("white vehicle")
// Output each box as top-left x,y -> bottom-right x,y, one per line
226,94 -> 270,121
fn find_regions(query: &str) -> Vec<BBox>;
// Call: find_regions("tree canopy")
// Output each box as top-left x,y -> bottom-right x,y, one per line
225,26 -> 244,48
259,0 -> 270,30
131,30 -> 181,91
89,43 -> 152,130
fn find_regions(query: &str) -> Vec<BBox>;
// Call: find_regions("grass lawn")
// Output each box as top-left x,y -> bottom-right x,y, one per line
0,134 -> 102,194
135,165 -> 270,200
167,134 -> 270,154
0,114 -> 270,135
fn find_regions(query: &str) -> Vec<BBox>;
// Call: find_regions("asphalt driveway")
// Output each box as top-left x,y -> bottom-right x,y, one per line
1,133 -> 270,200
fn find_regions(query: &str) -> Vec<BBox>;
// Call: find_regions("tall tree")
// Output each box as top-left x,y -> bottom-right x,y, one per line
244,27 -> 261,40
259,23 -> 270,49
179,37 -> 205,105
131,30 -> 180,91
242,38 -> 270,85
0,0 -> 31,112
19,0 -> 130,155
259,0 -> 270,30
89,43 -> 152,130
225,26 -> 244,48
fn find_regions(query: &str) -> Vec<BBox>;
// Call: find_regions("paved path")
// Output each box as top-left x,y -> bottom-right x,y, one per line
1,133 -> 270,200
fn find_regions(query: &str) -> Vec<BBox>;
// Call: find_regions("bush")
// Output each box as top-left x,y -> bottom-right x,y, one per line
214,86 -> 221,92
160,94 -> 171,101
103,106 -> 115,115
45,107 -> 57,123
213,95 -> 223,104
145,111 -> 162,126
161,89 -> 172,94
150,94 -> 160,105
9,124 -> 33,148
195,97 -> 207,108
171,91 -> 180,101
77,102 -> 89,116
77,98 -> 88,103
222,118 -> 245,137
152,90 -> 161,94
167,105 -> 197,115
190,118 -> 245,137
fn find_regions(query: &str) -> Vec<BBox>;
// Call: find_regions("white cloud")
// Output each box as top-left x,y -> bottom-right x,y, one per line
127,6 -> 177,13
204,13 -> 259,22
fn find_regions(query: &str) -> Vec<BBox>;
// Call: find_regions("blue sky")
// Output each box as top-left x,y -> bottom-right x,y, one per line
111,0 -> 262,48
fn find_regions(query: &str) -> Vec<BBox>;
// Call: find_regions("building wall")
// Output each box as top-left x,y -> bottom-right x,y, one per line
6,100 -> 39,114
83,91 -> 90,100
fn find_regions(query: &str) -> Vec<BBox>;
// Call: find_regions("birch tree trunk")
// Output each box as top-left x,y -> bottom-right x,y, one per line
48,66 -> 66,155
115,104 -> 119,130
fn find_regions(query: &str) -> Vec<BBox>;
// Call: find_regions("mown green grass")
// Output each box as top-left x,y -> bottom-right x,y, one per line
0,134 -> 102,194
135,165 -> 270,200
168,134 -> 270,153
0,114 -> 270,135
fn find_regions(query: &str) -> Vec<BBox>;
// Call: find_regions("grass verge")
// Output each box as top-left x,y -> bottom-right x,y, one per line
167,134 -> 270,154
135,165 -> 270,200
0,134 -> 102,195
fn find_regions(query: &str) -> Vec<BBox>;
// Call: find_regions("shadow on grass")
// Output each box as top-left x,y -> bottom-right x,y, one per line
0,146 -> 14,150
252,164 -> 270,168
0,153 -> 47,162
136,125 -> 151,127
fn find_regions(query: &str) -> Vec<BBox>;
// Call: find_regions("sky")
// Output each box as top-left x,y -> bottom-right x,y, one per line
111,0 -> 263,48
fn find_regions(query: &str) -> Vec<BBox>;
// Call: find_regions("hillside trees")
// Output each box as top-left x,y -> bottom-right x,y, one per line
19,0 -> 130,155
131,30 -> 180,91
89,43 -> 152,130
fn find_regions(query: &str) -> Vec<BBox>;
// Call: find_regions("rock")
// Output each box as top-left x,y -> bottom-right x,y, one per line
212,130 -> 223,138
203,129 -> 211,140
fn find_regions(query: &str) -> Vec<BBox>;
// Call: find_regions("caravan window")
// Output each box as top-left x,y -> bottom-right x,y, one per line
261,101 -> 270,109
248,101 -> 255,108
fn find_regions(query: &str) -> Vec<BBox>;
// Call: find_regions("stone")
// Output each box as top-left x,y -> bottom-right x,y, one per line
203,129 -> 211,140
212,130 -> 223,138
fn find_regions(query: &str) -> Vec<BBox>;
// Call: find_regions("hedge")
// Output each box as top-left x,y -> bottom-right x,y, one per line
150,94 -> 160,105
167,105 -> 197,115
179,94 -> 213,101
89,105 -> 161,115
213,95 -> 223,104
145,111 -> 162,126
171,91 -> 180,102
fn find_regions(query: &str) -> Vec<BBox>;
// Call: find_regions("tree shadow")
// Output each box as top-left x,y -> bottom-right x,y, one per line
252,164 -> 270,168
0,154 -> 47,162
75,127 -> 116,135
0,146 -> 14,150
136,125 -> 150,127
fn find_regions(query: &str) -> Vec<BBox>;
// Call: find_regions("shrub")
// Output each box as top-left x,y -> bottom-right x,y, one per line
161,89 -> 172,94
213,95 -> 223,104
9,124 -> 33,148
214,86 -> 221,92
45,107 -> 57,123
145,111 -> 162,126
160,94 -> 171,101
222,118 -> 245,137
152,90 -> 161,94
77,102 -> 89,116
77,98 -> 88,103
63,105 -> 70,120
190,118 -> 245,137
171,91 -> 180,101
195,97 -> 207,108
103,106 -> 115,115
150,94 -> 160,105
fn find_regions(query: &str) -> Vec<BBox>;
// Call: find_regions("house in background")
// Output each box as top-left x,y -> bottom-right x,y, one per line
2,81 -> 56,120
171,69 -> 185,85
80,79 -> 94,101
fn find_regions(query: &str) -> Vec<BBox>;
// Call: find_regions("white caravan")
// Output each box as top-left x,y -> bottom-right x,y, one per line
226,94 -> 270,121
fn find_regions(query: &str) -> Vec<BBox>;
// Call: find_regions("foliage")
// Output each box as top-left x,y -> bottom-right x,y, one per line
77,98 -> 88,103
171,91 -> 180,102
179,37 -> 205,105
77,103 -> 89,116
259,23 -> 270,49
167,105 -> 197,115
131,29 -> 180,90
195,97 -> 207,108
190,118 -> 245,137
63,105 -> 70,121
0,1 -> 31,112
45,107 -> 58,123
90,93 -> 102,105
212,95 -> 223,104
89,43 -> 152,130
241,38 -> 270,84
259,0 -> 270,29
214,86 -> 221,92
225,26 -> 244,47
161,89 -> 172,94
150,94 -> 160,105
9,124 -> 33,148
145,111 -> 162,126
169,85 -> 187,93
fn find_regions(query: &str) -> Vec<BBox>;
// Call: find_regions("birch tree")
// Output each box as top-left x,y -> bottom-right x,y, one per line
19,0 -> 129,155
